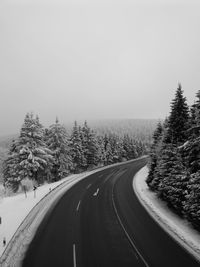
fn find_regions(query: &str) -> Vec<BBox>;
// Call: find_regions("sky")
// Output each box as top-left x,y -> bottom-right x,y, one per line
0,0 -> 200,135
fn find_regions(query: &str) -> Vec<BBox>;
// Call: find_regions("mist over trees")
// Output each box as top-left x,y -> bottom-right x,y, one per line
2,114 -> 148,192
147,84 -> 200,230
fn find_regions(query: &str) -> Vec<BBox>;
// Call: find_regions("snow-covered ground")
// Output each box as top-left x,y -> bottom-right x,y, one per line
0,173 -> 88,258
134,166 -> 200,262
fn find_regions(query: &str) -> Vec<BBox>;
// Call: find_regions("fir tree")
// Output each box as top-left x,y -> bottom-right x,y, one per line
180,91 -> 200,173
70,121 -> 87,172
81,121 -> 99,168
146,121 -> 163,187
165,84 -> 189,145
122,134 -> 137,160
183,172 -> 200,229
108,134 -> 122,163
96,135 -> 107,166
3,113 -> 53,190
103,134 -> 114,165
149,142 -> 174,191
158,149 -> 188,214
46,118 -> 72,181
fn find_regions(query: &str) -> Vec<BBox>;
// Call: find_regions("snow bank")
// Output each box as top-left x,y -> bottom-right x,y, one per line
0,173 -> 87,258
133,166 -> 200,262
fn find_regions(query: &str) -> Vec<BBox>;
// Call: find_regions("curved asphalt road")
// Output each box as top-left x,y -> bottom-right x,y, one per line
22,158 -> 199,267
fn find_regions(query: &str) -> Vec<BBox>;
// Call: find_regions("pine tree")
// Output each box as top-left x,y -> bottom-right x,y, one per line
70,121 -> 87,172
81,121 -> 99,168
3,139 -> 21,191
165,84 -> 189,145
103,134 -> 114,165
183,172 -> 200,229
191,90 -> 200,127
149,142 -> 173,191
122,134 -> 137,160
107,134 -> 122,163
158,149 -> 188,214
3,113 -> 53,190
96,135 -> 107,166
180,91 -> 200,173
46,118 -> 72,181
146,121 -> 163,187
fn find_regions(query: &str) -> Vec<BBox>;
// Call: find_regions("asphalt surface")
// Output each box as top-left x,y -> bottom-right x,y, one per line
22,158 -> 200,267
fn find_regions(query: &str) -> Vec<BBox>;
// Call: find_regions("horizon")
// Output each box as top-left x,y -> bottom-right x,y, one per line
0,117 -> 160,137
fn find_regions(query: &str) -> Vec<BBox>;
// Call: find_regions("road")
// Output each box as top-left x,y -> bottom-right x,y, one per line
22,158 -> 199,267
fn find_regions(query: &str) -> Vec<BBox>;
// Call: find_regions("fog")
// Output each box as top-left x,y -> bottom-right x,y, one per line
0,0 -> 200,135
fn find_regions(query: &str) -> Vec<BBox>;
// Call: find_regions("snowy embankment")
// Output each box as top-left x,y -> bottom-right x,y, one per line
134,166 -> 200,262
0,172 -> 92,265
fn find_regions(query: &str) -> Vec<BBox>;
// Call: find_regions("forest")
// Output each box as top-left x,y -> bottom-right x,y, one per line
147,84 -> 200,230
1,115 -> 149,192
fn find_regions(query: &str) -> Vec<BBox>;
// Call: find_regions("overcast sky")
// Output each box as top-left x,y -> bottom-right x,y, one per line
0,0 -> 200,135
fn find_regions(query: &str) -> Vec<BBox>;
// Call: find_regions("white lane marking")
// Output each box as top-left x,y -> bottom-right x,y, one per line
103,175 -> 111,184
86,183 -> 92,189
76,200 -> 81,211
73,244 -> 77,267
112,187 -> 149,267
93,188 -> 99,196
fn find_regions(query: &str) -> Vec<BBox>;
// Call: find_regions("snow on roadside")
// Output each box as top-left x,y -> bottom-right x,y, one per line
133,166 -> 200,262
0,173 -> 85,257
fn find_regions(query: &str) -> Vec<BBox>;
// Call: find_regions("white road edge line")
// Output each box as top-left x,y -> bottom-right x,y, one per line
111,185 -> 149,267
73,244 -> 77,267
76,200 -> 81,211
93,188 -> 99,196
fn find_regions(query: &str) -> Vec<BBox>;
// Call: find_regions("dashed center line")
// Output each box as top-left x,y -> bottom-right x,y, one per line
93,188 -> 99,196
76,200 -> 81,211
86,183 -> 91,189
73,244 -> 77,267
103,176 -> 111,184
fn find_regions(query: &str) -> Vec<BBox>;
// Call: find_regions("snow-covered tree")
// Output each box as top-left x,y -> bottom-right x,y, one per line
103,134 -> 114,165
157,149 -> 188,214
3,113 -> 53,190
45,118 -> 72,181
70,121 -> 87,172
180,91 -> 200,173
81,121 -> 99,168
183,172 -> 200,229
122,134 -> 137,160
165,83 -> 189,145
146,121 -> 163,187
96,135 -> 107,166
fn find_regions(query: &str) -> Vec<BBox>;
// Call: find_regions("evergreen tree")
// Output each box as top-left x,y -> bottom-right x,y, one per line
191,90 -> 200,127
96,135 -> 107,166
3,113 -> 53,190
122,134 -> 137,160
180,91 -> 200,173
108,134 -> 121,163
158,148 -> 188,214
81,121 -> 99,168
149,142 -> 173,191
3,139 -> 21,191
70,121 -> 87,172
103,134 -> 114,165
46,118 -> 72,181
165,84 -> 189,145
146,121 -> 163,187
183,172 -> 200,229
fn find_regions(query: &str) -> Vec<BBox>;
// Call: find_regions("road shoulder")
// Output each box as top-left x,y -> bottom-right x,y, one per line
133,166 -> 200,262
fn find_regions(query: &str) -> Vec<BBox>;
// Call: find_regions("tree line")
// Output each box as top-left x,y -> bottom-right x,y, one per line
147,84 -> 200,230
3,113 -> 147,192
